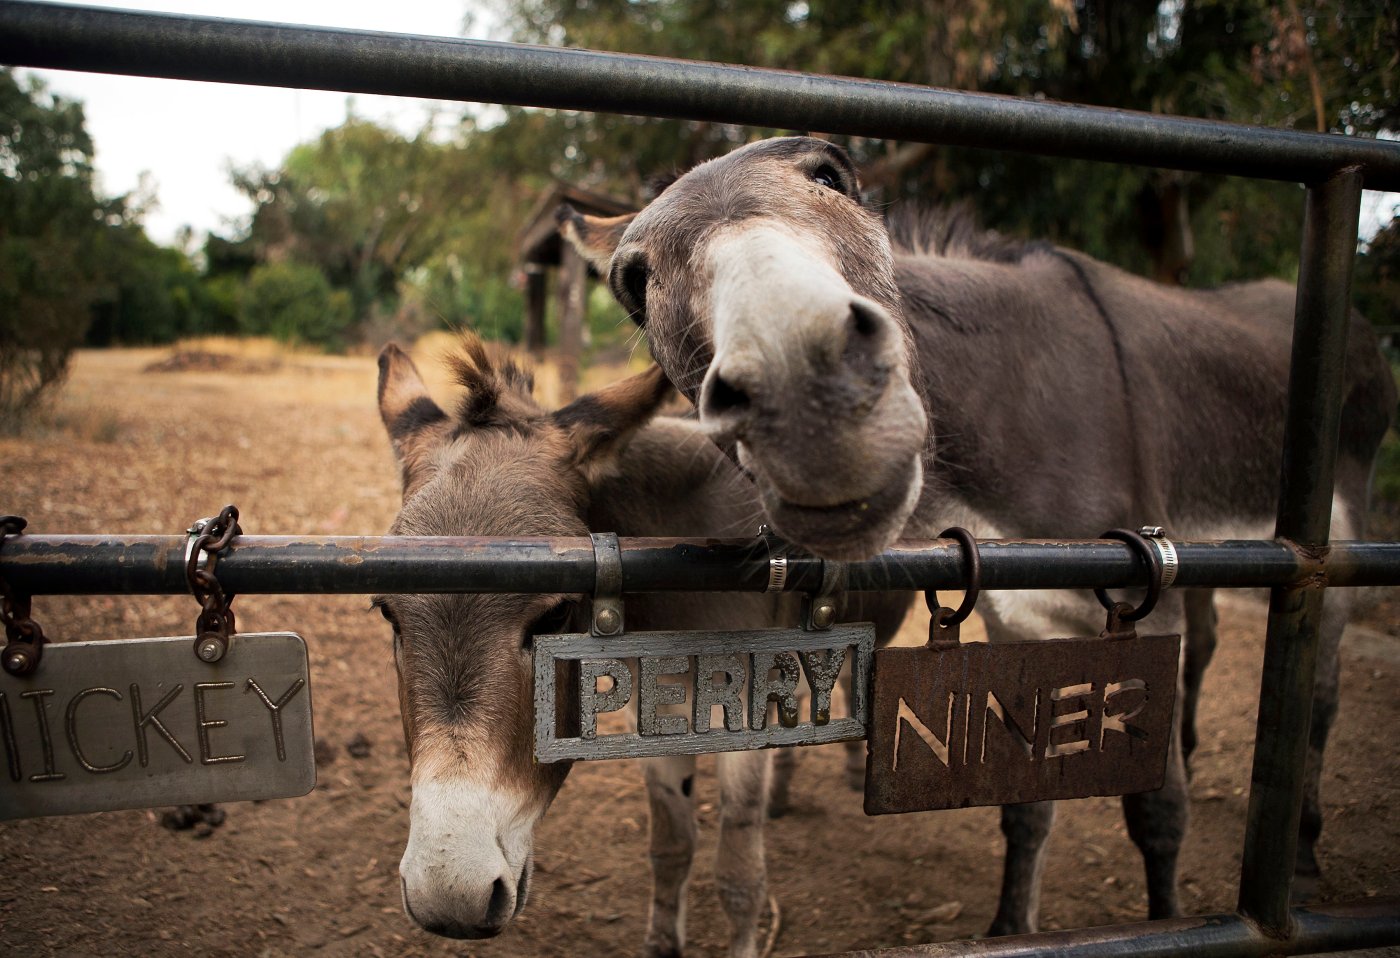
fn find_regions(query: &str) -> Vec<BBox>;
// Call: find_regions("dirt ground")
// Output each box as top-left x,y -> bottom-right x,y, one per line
1,343 -> 1397,958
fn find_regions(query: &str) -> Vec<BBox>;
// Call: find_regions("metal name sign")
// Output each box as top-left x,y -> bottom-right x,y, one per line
864,634 -> 1180,814
534,625 -> 875,763
0,633 -> 315,820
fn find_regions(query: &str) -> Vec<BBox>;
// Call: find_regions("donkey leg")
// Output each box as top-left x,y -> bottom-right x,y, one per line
1295,588 -> 1349,900
716,750 -> 772,958
1122,592 -> 1189,920
987,801 -> 1057,936
642,754 -> 699,958
1181,588 -> 1218,771
1121,737 -> 1189,919
768,747 -> 797,818
768,681 -> 807,817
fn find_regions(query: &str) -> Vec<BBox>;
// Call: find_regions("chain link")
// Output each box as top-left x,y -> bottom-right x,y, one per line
1,515 -> 46,676
185,505 -> 242,663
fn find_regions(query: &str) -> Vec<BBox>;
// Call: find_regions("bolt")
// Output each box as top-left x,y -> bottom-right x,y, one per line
197,638 -> 224,663
594,607 -> 621,635
811,602 -> 836,629
4,648 -> 30,674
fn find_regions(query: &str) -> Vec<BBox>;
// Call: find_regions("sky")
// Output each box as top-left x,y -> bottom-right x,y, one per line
16,0 -> 1399,248
20,0 -> 493,246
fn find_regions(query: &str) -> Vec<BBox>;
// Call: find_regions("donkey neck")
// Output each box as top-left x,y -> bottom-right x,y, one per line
586,417 -> 762,539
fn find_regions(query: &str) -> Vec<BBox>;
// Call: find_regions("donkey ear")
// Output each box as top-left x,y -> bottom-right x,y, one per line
377,344 -> 449,490
553,365 -> 672,476
556,204 -> 636,274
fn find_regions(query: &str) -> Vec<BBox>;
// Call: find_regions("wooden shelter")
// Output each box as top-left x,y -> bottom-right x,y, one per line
516,183 -> 634,399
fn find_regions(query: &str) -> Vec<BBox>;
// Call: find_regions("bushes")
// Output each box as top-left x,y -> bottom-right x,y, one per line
239,261 -> 354,349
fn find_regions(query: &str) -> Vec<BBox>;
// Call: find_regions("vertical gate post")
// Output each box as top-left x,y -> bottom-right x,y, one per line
556,243 -> 587,401
1238,167 -> 1364,936
524,265 -> 547,358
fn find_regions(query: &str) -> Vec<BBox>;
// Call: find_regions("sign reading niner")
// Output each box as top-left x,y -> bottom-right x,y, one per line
0,633 -> 315,820
534,625 -> 875,763
864,633 -> 1180,814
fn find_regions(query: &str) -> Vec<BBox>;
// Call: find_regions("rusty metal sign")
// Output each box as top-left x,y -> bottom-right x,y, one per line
864,633 -> 1180,814
0,633 -> 315,820
534,624 -> 874,763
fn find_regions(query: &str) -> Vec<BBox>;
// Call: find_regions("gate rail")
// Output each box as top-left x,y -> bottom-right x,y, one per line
3,3 -> 1400,956
3,536 -> 1400,595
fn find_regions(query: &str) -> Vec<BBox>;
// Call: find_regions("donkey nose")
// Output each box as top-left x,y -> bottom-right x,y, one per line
701,296 -> 896,427
404,873 -> 517,940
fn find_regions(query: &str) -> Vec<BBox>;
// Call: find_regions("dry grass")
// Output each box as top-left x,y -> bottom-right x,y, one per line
0,345 -> 1395,958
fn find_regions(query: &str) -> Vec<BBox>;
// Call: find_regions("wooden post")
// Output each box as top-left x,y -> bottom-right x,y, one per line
556,244 -> 587,401
524,265 -> 547,358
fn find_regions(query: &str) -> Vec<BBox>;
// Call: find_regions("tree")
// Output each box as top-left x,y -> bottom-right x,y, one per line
485,0 -> 1395,288
239,261 -> 354,349
0,69 -> 107,420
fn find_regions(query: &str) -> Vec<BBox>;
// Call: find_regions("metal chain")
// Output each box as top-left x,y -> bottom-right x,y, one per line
185,505 -> 242,663
1,515 -> 46,676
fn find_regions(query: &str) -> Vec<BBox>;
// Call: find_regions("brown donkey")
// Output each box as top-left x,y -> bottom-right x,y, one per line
559,136 -> 1396,934
375,340 -> 902,955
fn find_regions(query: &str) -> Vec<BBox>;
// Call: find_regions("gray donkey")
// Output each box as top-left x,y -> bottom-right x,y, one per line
375,339 -> 905,957
558,135 -> 1396,935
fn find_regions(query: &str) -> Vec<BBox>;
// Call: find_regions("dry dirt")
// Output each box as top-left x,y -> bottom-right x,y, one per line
1,343 -> 1397,958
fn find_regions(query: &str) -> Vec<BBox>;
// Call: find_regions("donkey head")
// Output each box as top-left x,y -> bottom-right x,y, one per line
560,136 -> 927,560
376,340 -> 669,940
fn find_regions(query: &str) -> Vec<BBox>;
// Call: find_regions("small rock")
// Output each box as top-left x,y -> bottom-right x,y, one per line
314,738 -> 338,766
917,901 -> 963,924
346,733 -> 373,759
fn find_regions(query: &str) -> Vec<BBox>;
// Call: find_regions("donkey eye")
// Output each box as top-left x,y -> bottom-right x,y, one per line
611,255 -> 649,324
376,601 -> 400,631
811,164 -> 843,192
524,601 -> 574,649
621,264 -> 649,320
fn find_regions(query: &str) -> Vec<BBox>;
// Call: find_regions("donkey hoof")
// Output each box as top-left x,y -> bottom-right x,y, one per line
984,918 -> 1030,939
642,941 -> 683,958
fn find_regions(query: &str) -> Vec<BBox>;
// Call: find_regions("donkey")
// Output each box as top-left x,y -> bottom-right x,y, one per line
374,339 -> 903,955
558,136 -> 1396,935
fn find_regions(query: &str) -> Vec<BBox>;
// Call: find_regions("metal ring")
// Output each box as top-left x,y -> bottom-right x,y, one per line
926,527 -> 980,627
1094,528 -> 1164,622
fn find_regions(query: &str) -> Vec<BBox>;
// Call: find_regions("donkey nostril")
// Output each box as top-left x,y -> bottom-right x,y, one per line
487,877 -> 513,924
706,373 -> 751,416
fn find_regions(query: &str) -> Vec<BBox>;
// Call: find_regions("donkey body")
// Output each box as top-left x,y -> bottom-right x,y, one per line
559,137 -> 1395,934
375,341 -> 900,956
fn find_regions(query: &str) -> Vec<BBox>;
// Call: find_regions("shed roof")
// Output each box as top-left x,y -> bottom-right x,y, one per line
517,182 -> 635,268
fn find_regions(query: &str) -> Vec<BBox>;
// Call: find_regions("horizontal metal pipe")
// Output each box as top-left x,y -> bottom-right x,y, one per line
2,535 -> 1397,596
802,899 -> 1400,958
2,2 -> 1398,190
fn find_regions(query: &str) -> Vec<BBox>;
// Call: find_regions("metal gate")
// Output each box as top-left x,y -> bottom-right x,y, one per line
2,3 -> 1399,955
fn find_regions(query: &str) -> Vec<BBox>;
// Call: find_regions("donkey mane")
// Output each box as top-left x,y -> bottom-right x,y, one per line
445,336 -> 542,434
885,202 -> 1050,265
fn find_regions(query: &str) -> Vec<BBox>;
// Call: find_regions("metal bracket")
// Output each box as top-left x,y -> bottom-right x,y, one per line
758,524 -> 788,592
1139,525 -> 1179,590
802,558 -> 846,631
589,532 -> 624,636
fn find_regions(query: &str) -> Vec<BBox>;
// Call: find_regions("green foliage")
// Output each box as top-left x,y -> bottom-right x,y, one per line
86,224 -> 212,345
1356,217 -> 1400,327
239,261 -> 354,349
484,0 -> 1394,288
0,68 -> 108,420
